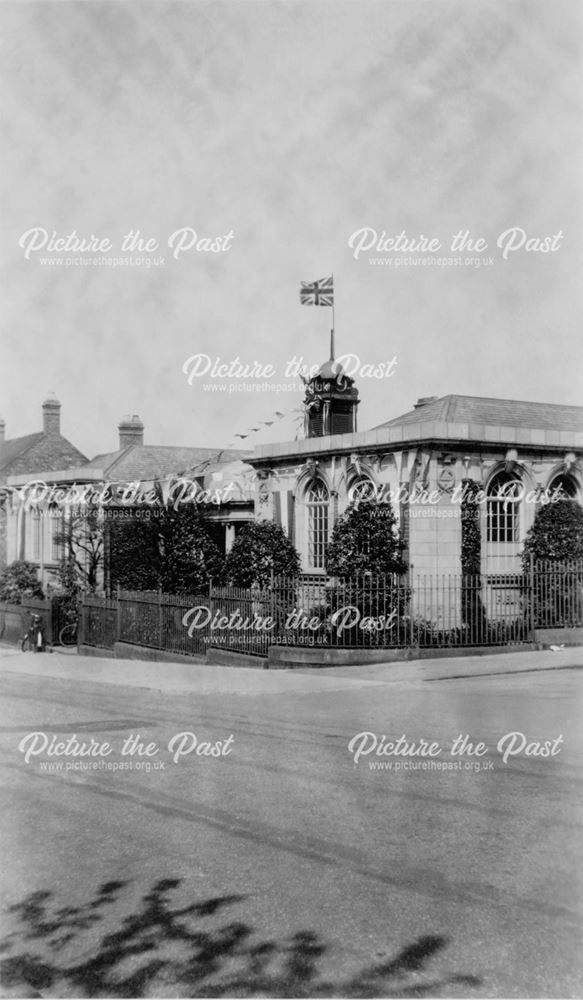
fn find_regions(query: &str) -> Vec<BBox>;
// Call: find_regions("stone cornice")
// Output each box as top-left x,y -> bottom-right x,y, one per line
249,421 -> 583,465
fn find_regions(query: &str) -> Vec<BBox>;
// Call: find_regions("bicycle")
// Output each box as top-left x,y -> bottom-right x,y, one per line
58,618 -> 78,646
21,614 -> 45,653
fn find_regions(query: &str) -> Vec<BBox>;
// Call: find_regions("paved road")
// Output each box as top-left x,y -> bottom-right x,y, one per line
0,659 -> 582,997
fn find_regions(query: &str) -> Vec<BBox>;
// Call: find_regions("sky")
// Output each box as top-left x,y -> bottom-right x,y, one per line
1,0 -> 581,460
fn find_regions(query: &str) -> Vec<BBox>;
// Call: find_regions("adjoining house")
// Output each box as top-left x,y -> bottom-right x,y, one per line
82,415 -> 253,564
1,405 -> 253,592
0,395 -> 88,579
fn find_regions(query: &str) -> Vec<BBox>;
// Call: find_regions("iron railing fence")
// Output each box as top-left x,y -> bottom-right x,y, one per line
204,583 -> 273,657
79,595 -> 119,650
74,560 -> 583,657
270,573 -> 411,650
413,572 -> 530,648
529,559 -> 583,629
117,589 -> 210,656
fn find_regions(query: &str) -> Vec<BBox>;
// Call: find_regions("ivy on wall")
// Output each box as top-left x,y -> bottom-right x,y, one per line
460,478 -> 487,638
460,478 -> 481,576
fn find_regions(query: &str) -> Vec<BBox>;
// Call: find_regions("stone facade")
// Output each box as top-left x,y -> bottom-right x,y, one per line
248,393 -> 583,584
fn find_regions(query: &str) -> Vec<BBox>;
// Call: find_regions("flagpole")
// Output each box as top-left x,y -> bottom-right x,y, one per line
330,271 -> 335,361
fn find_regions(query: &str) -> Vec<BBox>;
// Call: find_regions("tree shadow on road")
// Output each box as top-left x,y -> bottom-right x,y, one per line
0,878 -> 482,998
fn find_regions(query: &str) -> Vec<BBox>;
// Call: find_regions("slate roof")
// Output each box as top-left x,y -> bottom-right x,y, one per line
0,433 -> 44,472
84,445 -> 249,481
374,395 -> 583,432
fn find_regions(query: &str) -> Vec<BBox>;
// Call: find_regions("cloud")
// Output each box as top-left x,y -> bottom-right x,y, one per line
0,0 -> 581,454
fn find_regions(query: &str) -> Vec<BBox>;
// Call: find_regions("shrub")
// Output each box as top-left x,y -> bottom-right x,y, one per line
0,561 -> 44,604
225,521 -> 301,588
326,501 -> 407,578
522,499 -> 583,627
522,498 -> 583,564
109,507 -> 225,596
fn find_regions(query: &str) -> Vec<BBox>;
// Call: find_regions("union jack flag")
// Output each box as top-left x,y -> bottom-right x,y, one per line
300,275 -> 334,306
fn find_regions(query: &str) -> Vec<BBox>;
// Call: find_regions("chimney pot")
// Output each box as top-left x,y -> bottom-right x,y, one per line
118,414 -> 144,449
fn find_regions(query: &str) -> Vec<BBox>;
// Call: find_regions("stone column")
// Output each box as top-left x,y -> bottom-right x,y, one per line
225,523 -> 236,553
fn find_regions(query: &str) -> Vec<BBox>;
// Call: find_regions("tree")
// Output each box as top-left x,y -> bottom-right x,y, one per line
522,499 -> 583,628
0,561 -> 44,604
325,501 -> 407,578
159,507 -> 225,594
108,506 -> 225,595
54,508 -> 104,594
108,519 -> 160,592
225,521 -> 301,587
322,501 -> 409,645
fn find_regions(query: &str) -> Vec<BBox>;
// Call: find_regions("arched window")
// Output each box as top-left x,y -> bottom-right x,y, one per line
306,480 -> 329,569
487,472 -> 521,543
548,473 -> 578,500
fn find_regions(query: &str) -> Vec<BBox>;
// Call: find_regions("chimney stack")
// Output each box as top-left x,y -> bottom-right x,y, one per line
0,418 -> 5,443
42,393 -> 61,435
118,414 -> 144,449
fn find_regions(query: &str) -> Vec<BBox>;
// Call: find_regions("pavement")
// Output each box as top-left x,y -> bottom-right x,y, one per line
0,642 -> 582,696
0,654 -> 582,998
0,650 -> 583,1000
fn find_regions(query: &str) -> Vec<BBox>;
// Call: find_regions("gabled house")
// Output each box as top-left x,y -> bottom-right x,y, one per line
80,416 -> 253,586
3,409 -> 254,592
0,396 -> 88,578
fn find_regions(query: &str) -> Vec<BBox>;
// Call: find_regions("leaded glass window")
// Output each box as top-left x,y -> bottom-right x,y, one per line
306,481 -> 329,569
487,472 -> 521,543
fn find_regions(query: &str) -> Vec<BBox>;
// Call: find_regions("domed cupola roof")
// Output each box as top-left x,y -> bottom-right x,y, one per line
310,355 -> 355,385
316,357 -> 343,380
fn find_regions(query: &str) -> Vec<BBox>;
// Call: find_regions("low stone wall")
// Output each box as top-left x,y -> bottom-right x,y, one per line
72,635 -> 583,669
267,643 -> 543,668
534,628 -> 583,648
78,644 -> 116,660
266,645 -> 416,669
206,647 -> 268,669
79,641 -> 205,664
114,641 -> 206,664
